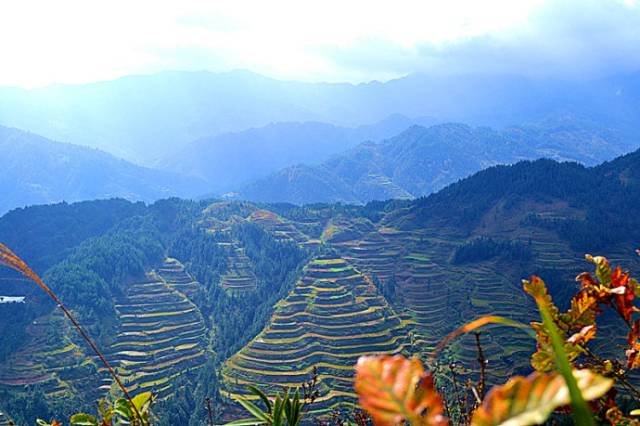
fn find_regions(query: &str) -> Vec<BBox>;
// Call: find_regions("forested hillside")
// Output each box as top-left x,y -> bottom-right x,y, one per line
2,149 -> 640,423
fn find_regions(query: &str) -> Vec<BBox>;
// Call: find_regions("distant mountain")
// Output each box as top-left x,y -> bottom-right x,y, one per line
2,70 -> 640,164
237,119 -> 635,204
0,126 -> 209,215
160,114 -> 436,192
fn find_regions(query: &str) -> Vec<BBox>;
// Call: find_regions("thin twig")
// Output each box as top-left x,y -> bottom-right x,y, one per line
474,332 -> 487,401
582,345 -> 640,399
440,386 -> 451,421
464,379 -> 472,424
0,243 -> 144,423
449,363 -> 467,425
205,397 -> 214,426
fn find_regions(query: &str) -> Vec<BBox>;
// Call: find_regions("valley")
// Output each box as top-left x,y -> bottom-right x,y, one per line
2,148 -> 640,423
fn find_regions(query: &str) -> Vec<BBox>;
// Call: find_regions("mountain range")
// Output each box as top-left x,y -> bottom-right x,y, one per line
236,117 -> 636,204
1,111 -> 637,214
2,70 -> 640,165
158,114 -> 436,192
0,125 -> 208,215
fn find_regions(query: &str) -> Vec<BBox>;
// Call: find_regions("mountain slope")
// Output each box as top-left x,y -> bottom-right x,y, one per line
3,70 -> 640,164
390,147 -> 640,252
0,126 -> 209,214
159,115 -> 436,192
238,120 -> 633,204
222,255 -> 410,413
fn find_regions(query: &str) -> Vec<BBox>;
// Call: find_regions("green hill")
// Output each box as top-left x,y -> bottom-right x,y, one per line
222,256 -> 410,414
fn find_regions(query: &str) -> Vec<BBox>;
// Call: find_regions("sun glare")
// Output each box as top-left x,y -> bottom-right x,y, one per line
0,0 -> 544,87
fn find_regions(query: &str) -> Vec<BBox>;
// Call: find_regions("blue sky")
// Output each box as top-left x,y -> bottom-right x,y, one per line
1,0 -> 639,87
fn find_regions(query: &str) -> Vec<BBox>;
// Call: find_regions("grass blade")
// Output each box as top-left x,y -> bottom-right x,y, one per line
535,293 -> 595,426
432,315 -> 534,358
247,385 -> 273,414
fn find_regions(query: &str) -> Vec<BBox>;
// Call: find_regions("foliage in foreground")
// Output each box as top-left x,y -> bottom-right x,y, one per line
37,393 -> 153,426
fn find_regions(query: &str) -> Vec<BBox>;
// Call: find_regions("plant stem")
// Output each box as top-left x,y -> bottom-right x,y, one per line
582,346 -> 640,399
536,294 -> 595,426
474,332 -> 486,401
205,397 -> 214,426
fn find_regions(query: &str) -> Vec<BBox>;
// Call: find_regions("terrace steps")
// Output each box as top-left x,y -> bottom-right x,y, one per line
249,209 -> 309,243
220,243 -> 258,292
223,255 -> 410,414
105,258 -> 208,400
0,312 -> 103,401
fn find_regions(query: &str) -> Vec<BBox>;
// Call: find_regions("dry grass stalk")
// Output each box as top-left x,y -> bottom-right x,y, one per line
0,243 -> 144,423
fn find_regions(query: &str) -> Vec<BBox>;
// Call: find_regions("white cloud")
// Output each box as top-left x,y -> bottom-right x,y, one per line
0,0 -> 637,87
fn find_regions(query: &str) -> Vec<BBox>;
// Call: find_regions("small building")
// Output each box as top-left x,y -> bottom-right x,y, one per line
0,296 -> 25,304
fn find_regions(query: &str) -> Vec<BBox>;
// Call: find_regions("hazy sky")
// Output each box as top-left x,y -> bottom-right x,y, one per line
1,0 -> 639,87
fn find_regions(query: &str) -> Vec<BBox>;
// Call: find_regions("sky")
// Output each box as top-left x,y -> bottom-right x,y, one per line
1,0 -> 639,87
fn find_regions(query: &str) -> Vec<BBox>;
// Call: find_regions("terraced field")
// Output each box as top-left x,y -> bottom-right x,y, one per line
157,258 -> 203,299
220,243 -> 257,292
222,256 -> 410,414
327,223 -> 562,384
0,257 -> 210,411
335,230 -> 401,283
5,198 -> 639,419
0,311 -> 102,402
249,210 -> 310,243
104,258 -> 208,400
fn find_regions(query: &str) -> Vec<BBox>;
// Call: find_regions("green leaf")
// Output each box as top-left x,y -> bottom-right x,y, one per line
236,398 -> 270,423
223,418 -> 266,426
247,385 -> 272,414
274,393 -> 285,426
524,276 -> 561,322
586,254 -> 612,286
284,397 -> 293,425
471,369 -> 613,426
530,334 -> 584,372
131,392 -> 153,414
114,398 -> 134,422
535,286 -> 596,426
70,413 -> 99,426
287,388 -> 302,426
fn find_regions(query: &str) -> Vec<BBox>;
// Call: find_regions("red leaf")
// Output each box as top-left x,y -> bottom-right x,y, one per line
567,325 -> 597,346
611,267 -> 634,322
355,355 -> 447,426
